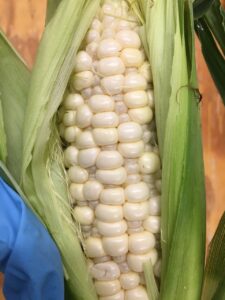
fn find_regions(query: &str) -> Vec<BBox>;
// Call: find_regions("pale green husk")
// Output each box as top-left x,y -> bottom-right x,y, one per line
21,0 -> 101,299
133,1 -> 206,299
0,31 -> 29,182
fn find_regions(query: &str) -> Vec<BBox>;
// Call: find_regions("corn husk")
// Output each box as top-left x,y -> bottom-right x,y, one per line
21,0 -> 101,299
0,31 -> 29,182
132,1 -> 206,299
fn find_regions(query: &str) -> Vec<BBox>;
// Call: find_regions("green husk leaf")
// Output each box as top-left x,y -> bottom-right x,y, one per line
0,161 -> 27,201
135,1 -> 205,299
138,0 -> 176,156
22,0 -> 100,299
159,2 -> 205,299
193,0 -> 215,19
144,261 -> 159,300
0,100 -> 7,163
204,0 -> 225,55
46,0 -> 62,24
195,17 -> 225,104
0,31 -> 29,183
202,212 -> 225,300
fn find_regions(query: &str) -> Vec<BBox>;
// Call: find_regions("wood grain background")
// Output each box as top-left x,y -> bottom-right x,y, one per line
0,1 -> 225,298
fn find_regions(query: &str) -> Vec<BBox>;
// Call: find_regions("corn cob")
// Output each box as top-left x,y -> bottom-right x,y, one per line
58,1 -> 161,299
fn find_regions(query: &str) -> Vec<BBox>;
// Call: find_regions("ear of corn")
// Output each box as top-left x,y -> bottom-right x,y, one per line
0,31 -> 29,183
0,0 -> 206,299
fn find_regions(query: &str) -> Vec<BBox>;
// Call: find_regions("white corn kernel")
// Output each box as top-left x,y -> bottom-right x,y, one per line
128,231 -> 156,254
78,147 -> 100,168
102,17 -> 117,29
124,159 -> 139,174
124,90 -> 148,108
123,201 -> 149,221
116,30 -> 141,49
149,195 -> 161,216
64,146 -> 78,167
119,113 -> 130,124
118,141 -> 144,158
118,122 -> 143,142
120,48 -> 144,67
127,249 -> 158,272
96,151 -> 123,170
97,220 -> 127,237
92,112 -> 119,128
113,255 -> 126,264
128,106 -> 153,124
64,126 -> 81,143
100,188 -> 125,205
75,104 -> 93,129
68,166 -> 88,184
115,101 -> 127,114
93,85 -> 104,95
72,71 -> 94,91
93,128 -> 118,146
91,261 -> 120,281
101,74 -> 124,95
63,93 -> 84,110
74,51 -> 92,72
86,29 -> 101,44
98,39 -> 122,58
125,174 -> 141,185
94,280 -> 121,297
86,42 -> 98,58
125,182 -> 149,202
85,237 -> 106,258
124,73 -> 147,92
118,262 -> 130,273
98,57 -> 125,76
91,18 -> 102,32
88,95 -> 114,112
95,204 -> 123,222
102,3 -> 115,15
62,111 -> 76,126
99,290 -> 124,300
139,152 -> 161,174
96,168 -> 127,185
139,61 -> 152,82
117,20 -> 131,30
147,89 -> 154,108
73,206 -> 94,225
143,216 -> 161,233
125,286 -> 149,300
120,272 -> 140,290
102,234 -> 128,256
76,131 -> 96,149
83,180 -> 103,201
81,87 -> 92,99
102,28 -> 116,39
69,183 -> 85,202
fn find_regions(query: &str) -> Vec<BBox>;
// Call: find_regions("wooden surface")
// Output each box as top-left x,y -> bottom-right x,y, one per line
1,0 -> 225,298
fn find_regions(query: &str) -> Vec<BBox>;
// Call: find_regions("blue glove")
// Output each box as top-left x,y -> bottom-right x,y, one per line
0,177 -> 64,300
